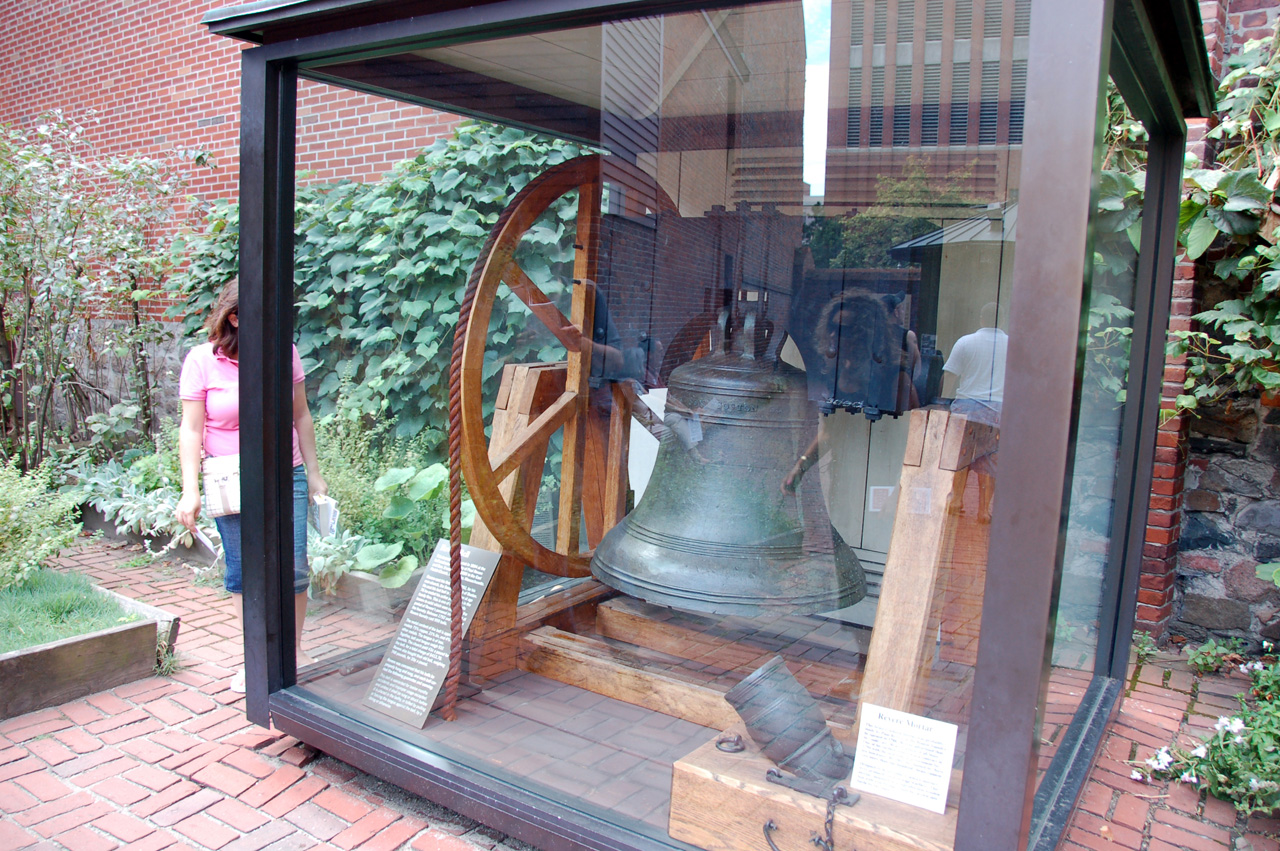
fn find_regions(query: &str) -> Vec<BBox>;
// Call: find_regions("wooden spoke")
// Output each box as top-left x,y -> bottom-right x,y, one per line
503,260 -> 584,353
489,389 -> 577,483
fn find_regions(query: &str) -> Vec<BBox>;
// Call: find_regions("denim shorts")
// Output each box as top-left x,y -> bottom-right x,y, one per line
215,465 -> 309,595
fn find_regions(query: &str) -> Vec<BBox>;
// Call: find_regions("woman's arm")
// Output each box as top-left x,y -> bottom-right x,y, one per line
176,399 -> 207,532
293,382 -> 328,499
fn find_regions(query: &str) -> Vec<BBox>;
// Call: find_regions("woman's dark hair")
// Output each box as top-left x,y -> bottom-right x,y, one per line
205,279 -> 239,359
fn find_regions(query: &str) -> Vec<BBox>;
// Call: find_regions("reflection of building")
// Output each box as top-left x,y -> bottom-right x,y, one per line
825,0 -> 1030,207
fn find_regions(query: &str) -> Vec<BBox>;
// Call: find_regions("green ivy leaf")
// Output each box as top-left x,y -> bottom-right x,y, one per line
1185,214 -> 1220,260
374,467 -> 416,491
355,540 -> 403,570
1255,563 -> 1280,586
407,464 -> 448,501
1207,205 -> 1261,236
1219,170 -> 1272,212
379,555 -> 419,588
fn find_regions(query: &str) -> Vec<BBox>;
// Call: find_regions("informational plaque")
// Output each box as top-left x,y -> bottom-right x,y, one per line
363,540 -> 500,727
849,704 -> 959,814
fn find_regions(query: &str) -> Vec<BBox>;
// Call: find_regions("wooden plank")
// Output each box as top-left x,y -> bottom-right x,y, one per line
0,620 -> 157,720
467,365 -> 558,681
490,390 -> 577,484
595,597 -> 864,707
855,409 -> 963,732
604,382 -> 631,530
670,729 -> 957,851
519,626 -> 738,729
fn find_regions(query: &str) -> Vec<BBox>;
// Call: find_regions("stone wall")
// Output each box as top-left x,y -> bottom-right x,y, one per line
1169,397 -> 1280,646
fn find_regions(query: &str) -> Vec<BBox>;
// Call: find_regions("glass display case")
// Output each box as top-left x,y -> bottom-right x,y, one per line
207,0 -> 1213,848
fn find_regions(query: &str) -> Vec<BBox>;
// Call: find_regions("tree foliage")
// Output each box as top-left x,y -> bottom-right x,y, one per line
171,120 -> 585,446
0,112 -> 198,468
1168,27 -> 1280,412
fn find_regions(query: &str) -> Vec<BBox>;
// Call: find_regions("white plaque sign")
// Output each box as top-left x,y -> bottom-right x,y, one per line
363,540 -> 500,727
849,704 -> 958,814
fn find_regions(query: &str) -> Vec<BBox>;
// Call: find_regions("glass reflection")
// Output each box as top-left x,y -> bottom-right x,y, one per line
291,0 -> 1046,844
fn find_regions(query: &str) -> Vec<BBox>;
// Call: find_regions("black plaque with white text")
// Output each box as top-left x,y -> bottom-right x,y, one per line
363,540 -> 500,727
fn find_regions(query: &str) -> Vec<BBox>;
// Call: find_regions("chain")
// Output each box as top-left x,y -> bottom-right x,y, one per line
762,785 -> 857,851
812,786 -> 851,851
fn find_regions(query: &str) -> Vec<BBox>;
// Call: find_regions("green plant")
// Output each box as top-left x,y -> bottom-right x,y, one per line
154,634 -> 182,676
307,528 -> 371,596
1165,27 -> 1280,415
171,120 -> 585,449
1144,662 -> 1280,815
71,456 -> 220,562
1132,630 -> 1158,663
1188,636 -> 1247,674
0,460 -> 81,589
1256,561 -> 1280,591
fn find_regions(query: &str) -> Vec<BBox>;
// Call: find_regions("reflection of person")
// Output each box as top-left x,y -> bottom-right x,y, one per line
943,301 -> 1008,523
175,280 -> 328,693
884,293 -> 922,411
805,288 -> 918,417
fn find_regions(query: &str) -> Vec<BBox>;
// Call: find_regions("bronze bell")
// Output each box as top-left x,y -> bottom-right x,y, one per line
590,314 -> 866,617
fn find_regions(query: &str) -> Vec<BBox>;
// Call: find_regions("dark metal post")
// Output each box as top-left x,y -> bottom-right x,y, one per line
1097,127 -> 1186,677
239,48 -> 298,726
954,0 -> 1113,847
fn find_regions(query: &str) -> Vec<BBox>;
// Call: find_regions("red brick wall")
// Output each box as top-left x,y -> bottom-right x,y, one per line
0,0 -> 459,205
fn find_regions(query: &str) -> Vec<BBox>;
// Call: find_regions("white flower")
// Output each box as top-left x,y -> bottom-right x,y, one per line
1192,745 -> 1208,758
1130,770 -> 1147,782
1215,717 -> 1246,735
1235,735 -> 1246,745
1180,771 -> 1198,784
1145,748 -> 1174,771
1251,777 -> 1263,791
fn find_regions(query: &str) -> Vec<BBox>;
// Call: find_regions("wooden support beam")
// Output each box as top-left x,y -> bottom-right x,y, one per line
519,626 -> 739,729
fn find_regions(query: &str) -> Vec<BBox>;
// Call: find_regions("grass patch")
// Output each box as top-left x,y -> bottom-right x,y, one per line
0,570 -> 137,654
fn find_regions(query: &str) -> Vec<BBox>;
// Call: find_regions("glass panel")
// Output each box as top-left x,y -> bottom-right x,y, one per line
1036,81 -> 1146,777
290,2 -> 1049,847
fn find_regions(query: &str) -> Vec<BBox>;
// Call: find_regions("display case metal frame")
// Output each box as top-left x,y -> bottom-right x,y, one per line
214,0 -> 1213,848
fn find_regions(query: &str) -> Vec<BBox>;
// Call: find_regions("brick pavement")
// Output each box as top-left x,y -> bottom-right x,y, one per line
0,541 -> 528,851
1061,654 -> 1280,851
2,539 -> 1276,851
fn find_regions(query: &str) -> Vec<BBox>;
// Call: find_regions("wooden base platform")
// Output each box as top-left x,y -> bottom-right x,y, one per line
670,727 -> 958,851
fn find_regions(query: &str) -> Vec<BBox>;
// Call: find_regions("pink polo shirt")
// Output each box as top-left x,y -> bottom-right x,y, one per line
179,342 -> 306,468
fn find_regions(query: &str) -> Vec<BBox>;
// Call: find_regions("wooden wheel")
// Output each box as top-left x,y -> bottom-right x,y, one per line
457,154 -> 663,579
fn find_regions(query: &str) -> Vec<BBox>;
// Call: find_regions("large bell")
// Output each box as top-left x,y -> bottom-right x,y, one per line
590,319 -> 866,617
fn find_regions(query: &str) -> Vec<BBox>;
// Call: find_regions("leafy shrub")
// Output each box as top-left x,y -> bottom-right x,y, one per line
0,112 -> 201,468
71,425 -> 220,564
309,410 -> 473,594
0,460 -> 82,589
1165,28 -> 1280,414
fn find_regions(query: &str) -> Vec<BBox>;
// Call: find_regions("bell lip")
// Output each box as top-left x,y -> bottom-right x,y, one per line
588,564 -> 864,618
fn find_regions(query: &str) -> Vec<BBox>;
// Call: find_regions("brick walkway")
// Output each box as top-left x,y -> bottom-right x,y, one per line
1060,656 -> 1280,851
2,539 -> 1277,851
0,542 -> 527,851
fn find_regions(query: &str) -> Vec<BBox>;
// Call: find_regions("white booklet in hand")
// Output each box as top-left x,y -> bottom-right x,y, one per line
311,494 -> 340,536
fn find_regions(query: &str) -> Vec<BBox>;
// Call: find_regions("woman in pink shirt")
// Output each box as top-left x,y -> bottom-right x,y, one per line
175,280 -> 328,693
